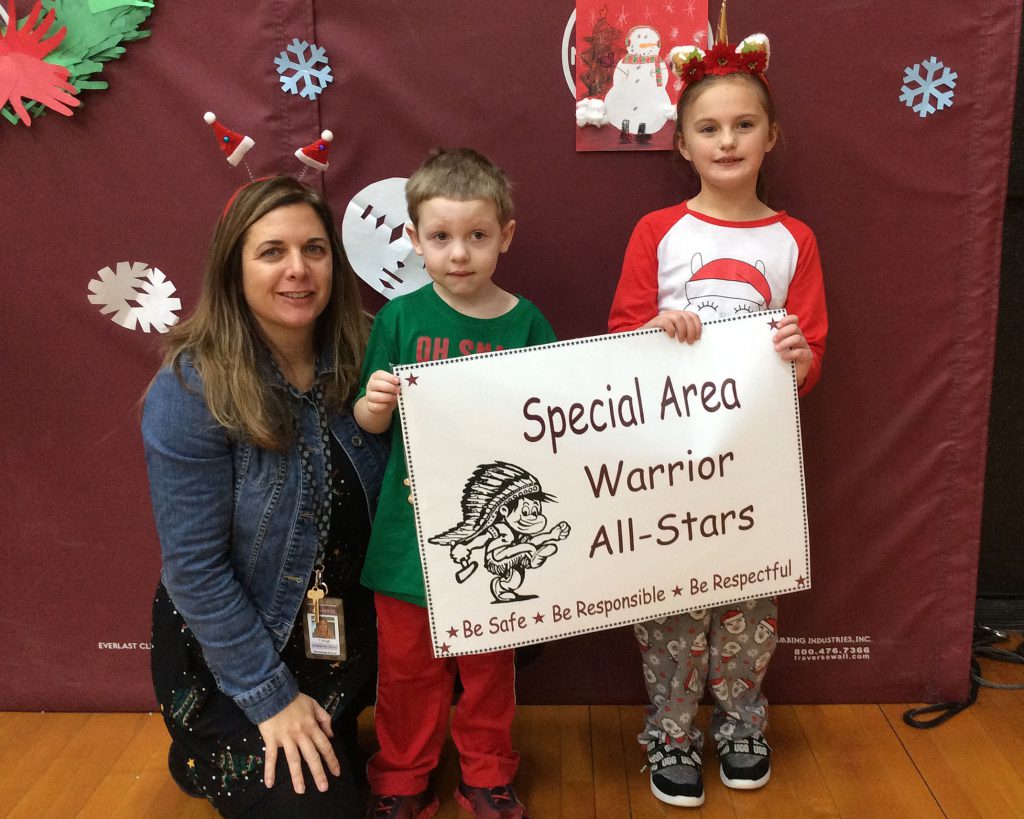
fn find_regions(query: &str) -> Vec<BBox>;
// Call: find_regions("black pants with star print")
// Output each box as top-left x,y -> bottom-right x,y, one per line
152,584 -> 372,818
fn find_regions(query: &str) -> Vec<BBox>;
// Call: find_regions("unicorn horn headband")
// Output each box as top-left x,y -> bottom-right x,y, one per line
667,0 -> 771,90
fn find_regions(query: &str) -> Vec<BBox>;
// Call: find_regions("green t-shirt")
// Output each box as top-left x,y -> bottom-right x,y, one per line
358,284 -> 557,606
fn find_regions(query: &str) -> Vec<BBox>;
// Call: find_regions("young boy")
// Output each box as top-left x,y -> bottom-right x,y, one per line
355,148 -> 555,818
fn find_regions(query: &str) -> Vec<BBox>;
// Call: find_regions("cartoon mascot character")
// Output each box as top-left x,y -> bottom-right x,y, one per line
429,461 -> 570,603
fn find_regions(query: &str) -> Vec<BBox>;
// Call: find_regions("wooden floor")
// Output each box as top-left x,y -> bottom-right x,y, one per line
2,637 -> 1023,818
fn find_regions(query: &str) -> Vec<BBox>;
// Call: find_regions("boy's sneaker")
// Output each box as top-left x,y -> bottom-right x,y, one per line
647,744 -> 704,807
368,791 -> 440,818
717,734 -> 771,790
455,781 -> 529,818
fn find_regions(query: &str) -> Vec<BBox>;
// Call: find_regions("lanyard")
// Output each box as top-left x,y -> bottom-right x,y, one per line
298,381 -> 334,577
266,350 -> 334,597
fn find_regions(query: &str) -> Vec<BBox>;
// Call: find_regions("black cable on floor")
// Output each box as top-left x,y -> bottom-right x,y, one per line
902,625 -> 1024,729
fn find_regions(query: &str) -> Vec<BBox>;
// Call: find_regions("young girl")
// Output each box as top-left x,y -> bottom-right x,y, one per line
607,13 -> 828,809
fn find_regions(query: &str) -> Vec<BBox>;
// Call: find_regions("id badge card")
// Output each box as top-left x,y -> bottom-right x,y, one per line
303,596 -> 346,661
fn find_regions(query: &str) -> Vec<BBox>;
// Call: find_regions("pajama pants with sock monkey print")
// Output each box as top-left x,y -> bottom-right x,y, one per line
635,597 -> 778,757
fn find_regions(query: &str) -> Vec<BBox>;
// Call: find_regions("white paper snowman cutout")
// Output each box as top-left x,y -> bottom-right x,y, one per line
603,25 -> 674,139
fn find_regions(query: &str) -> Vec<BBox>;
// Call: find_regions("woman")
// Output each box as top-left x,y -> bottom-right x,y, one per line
142,176 -> 387,817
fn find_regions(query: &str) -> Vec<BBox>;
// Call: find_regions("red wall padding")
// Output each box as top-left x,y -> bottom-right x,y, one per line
1,1 -> 1020,710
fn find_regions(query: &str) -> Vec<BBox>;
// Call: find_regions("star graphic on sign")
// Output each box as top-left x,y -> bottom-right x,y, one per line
664,1 -> 675,13
617,6 -> 629,26
187,758 -> 196,769
405,373 -> 419,386
533,612 -> 545,623
670,25 -> 680,39
447,626 -> 459,638
672,585 -> 683,596
644,4 -> 653,19
797,576 -> 807,587
768,318 -> 781,330
685,0 -> 697,18
439,643 -> 451,654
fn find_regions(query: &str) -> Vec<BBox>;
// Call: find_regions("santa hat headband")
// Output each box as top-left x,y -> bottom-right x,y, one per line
204,112 -> 255,166
295,130 -> 334,171
667,0 -> 771,92
203,111 -> 334,181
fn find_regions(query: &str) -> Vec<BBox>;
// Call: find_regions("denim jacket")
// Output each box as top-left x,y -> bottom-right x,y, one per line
141,355 -> 387,724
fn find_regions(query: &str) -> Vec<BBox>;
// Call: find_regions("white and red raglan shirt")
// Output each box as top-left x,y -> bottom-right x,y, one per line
608,201 -> 828,394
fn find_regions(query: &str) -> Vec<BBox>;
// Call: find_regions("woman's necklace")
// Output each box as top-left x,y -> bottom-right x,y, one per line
297,381 -> 346,661
266,347 -> 346,660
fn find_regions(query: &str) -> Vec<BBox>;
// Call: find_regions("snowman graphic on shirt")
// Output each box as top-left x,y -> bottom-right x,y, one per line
684,254 -> 773,321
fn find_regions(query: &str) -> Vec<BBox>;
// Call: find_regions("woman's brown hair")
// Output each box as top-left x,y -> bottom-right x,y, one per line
162,176 -> 369,450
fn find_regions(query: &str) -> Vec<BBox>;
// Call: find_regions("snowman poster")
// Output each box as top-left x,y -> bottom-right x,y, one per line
575,1 -> 709,151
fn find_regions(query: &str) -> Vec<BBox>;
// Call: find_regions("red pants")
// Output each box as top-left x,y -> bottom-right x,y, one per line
368,593 -> 520,795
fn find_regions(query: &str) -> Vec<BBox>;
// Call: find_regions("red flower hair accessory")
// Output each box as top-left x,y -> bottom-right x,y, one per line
706,41 -> 740,75
669,34 -> 770,91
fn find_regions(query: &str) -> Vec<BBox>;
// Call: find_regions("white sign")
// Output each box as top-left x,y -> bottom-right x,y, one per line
396,311 -> 810,657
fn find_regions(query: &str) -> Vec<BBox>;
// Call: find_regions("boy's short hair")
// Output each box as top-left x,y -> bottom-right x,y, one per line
406,147 -> 514,227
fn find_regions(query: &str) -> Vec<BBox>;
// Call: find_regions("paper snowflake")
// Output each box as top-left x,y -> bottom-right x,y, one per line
87,261 -> 181,333
274,38 -> 332,100
899,56 -> 957,118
